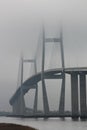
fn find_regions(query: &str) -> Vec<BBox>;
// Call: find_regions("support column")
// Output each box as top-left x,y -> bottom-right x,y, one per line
71,73 -> 79,117
33,85 -> 38,114
12,93 -> 25,115
42,80 -> 49,114
80,73 -> 86,118
59,73 -> 65,115
20,92 -> 26,115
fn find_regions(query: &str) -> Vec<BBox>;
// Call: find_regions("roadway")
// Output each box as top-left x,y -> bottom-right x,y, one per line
10,67 -> 87,105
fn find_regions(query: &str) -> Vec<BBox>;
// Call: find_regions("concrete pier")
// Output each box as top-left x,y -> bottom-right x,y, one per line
13,93 -> 25,115
80,73 -> 86,117
71,73 -> 79,117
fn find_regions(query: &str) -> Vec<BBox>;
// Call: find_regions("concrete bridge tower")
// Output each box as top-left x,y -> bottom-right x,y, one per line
42,26 -> 65,115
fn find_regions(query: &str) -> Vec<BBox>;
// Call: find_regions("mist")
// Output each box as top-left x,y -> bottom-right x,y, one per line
0,0 -> 87,112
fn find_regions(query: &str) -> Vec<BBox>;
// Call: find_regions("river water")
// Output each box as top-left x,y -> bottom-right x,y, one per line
0,117 -> 87,130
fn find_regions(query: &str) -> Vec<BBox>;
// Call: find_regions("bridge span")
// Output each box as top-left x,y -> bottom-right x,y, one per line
10,67 -> 87,104
9,27 -> 87,118
10,67 -> 87,118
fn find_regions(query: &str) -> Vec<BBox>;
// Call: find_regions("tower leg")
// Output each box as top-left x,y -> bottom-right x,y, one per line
59,73 -> 65,115
42,80 -> 49,115
41,26 -> 49,115
33,85 -> 38,114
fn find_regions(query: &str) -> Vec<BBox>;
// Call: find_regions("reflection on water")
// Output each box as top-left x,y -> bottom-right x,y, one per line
0,117 -> 87,130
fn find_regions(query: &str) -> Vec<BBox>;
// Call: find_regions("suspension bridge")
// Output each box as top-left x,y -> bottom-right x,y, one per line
9,26 -> 87,118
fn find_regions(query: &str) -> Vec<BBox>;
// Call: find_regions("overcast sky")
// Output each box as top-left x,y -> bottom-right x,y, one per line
0,0 -> 87,111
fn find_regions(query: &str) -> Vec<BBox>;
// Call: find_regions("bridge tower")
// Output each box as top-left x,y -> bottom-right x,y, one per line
23,59 -> 38,114
12,57 -> 38,115
12,56 -> 26,115
11,25 -> 65,116
42,26 -> 65,115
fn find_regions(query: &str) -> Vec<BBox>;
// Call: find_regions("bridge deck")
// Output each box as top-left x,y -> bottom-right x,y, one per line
10,67 -> 87,105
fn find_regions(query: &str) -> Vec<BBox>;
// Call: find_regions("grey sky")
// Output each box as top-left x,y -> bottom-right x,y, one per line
0,0 -> 87,111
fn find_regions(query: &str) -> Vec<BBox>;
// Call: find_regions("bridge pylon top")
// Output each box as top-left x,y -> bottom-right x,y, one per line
23,59 -> 35,63
45,38 -> 61,43
42,25 -> 65,70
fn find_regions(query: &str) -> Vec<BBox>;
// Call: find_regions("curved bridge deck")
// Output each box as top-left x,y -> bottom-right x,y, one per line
10,67 -> 87,105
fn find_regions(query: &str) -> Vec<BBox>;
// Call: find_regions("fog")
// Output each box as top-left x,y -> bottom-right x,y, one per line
0,0 -> 87,112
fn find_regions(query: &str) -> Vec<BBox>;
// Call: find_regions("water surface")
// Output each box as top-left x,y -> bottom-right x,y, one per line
0,117 -> 87,130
